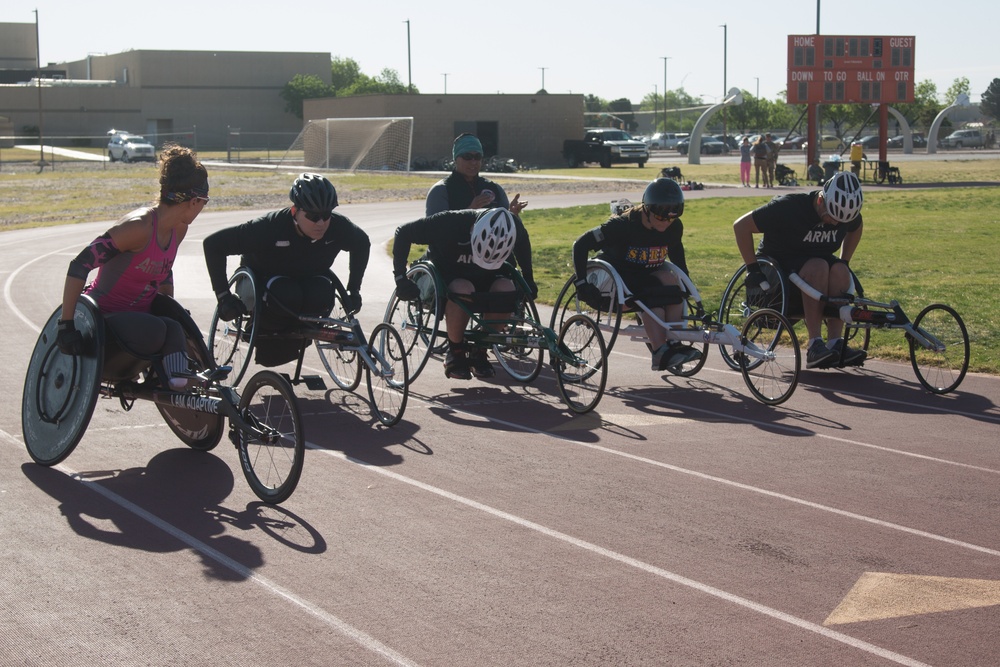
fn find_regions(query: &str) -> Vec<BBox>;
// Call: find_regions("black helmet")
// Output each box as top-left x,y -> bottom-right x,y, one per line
642,178 -> 684,218
289,173 -> 338,212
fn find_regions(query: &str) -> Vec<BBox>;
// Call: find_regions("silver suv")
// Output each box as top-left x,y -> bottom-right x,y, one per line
940,129 -> 983,149
107,132 -> 156,162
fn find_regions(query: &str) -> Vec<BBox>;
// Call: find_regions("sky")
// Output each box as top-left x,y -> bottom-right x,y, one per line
5,1 -> 997,105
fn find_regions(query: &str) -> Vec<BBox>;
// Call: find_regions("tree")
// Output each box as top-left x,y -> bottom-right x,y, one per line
584,94 -> 607,113
340,68 -> 411,96
944,77 -> 971,105
331,56 -> 362,91
280,74 -> 334,119
979,78 -> 1000,121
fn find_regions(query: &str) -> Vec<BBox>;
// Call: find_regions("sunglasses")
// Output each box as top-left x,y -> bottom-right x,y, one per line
194,196 -> 210,205
301,209 -> 331,223
647,205 -> 682,220
458,152 -> 483,161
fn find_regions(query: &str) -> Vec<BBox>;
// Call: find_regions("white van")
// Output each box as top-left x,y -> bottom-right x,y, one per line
646,132 -> 689,150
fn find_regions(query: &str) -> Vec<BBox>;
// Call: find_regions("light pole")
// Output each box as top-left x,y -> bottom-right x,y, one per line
653,84 -> 658,134
442,73 -> 449,94
719,24 -> 728,138
538,67 -> 547,92
661,56 -> 671,131
33,9 -> 46,168
754,76 -> 760,129
403,20 -> 412,93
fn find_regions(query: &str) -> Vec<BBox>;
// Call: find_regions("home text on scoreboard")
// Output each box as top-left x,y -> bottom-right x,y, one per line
787,35 -> 915,105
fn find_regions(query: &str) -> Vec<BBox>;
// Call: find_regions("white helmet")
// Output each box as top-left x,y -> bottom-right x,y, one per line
823,171 -> 863,223
471,208 -> 517,270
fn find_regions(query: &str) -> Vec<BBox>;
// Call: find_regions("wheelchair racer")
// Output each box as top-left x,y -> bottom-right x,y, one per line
733,170 -> 865,369
56,144 -> 210,389
392,208 -> 535,380
203,173 -> 370,366
571,178 -> 700,371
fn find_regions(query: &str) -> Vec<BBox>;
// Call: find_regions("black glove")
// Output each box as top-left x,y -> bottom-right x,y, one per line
56,319 -> 84,356
394,276 -> 421,302
744,263 -> 771,292
216,292 -> 247,322
524,277 -> 538,301
575,280 -> 603,311
346,290 -> 363,314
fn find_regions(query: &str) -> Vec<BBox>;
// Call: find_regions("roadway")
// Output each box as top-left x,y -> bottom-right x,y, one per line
2,190 -> 999,666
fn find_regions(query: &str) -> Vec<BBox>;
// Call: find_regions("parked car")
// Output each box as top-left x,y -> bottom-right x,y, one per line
803,135 -> 844,152
776,135 -> 803,150
562,128 -> 649,168
887,133 -> 927,149
646,132 -> 689,150
676,136 -> 729,155
852,135 -> 881,149
940,129 -> 983,149
713,135 -> 740,151
107,132 -> 156,163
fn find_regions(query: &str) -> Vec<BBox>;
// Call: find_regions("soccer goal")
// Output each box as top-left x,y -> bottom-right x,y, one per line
278,117 -> 413,172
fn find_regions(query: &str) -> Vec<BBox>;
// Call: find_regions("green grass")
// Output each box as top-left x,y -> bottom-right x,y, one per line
521,188 -> 1000,376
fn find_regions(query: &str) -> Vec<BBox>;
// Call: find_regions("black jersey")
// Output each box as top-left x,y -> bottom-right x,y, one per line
753,192 -> 863,259
203,208 -> 370,296
573,208 -> 687,281
393,210 -> 533,284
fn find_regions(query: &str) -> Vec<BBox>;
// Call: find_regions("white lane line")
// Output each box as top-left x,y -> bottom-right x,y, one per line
608,387 -> 1000,475
3,243 -> 81,333
318,446 -> 929,667
54,461 -> 420,667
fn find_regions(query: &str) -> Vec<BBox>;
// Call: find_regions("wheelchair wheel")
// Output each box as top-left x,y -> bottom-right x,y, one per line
209,267 -> 259,386
494,298 -> 545,382
22,302 -> 104,466
383,263 -> 442,382
157,318 -> 225,451
365,323 -> 409,427
236,370 -> 304,505
315,279 -> 362,391
718,258 -> 787,370
908,304 -> 969,394
551,262 -> 623,355
554,314 -> 608,414
738,308 -> 800,406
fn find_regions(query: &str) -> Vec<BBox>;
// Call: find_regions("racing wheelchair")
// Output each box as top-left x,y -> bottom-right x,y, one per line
717,256 -> 970,394
22,294 -> 305,504
551,259 -> 801,406
208,267 -> 409,427
383,260 -> 608,414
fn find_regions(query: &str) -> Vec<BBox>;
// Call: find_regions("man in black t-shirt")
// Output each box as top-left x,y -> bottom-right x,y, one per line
733,171 -> 865,368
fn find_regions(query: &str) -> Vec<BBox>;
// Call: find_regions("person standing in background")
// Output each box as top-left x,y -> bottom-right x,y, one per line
425,133 -> 527,216
739,137 -> 752,187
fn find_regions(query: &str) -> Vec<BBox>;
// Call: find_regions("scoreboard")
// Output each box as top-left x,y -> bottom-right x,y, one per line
786,35 -> 915,105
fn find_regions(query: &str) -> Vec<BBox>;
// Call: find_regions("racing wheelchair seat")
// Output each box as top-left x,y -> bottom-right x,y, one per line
22,294 -> 226,467
717,255 -> 866,369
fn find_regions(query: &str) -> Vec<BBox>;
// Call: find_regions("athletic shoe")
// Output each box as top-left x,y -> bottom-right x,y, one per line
444,345 -> 472,380
835,344 -> 868,367
469,347 -> 496,379
666,346 -> 702,372
806,339 -> 835,369
651,342 -> 700,371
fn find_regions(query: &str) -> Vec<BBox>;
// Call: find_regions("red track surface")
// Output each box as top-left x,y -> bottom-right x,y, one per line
2,191 -> 998,666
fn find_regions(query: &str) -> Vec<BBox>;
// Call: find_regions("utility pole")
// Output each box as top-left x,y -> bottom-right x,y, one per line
33,9 -> 46,169
403,20 -> 412,93
661,56 -> 671,131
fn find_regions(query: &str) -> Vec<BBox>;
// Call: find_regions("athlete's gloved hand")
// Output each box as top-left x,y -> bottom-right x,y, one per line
744,263 -> 771,292
56,319 -> 84,356
346,290 -> 363,314
216,292 -> 247,322
394,276 -> 421,302
574,280 -> 603,311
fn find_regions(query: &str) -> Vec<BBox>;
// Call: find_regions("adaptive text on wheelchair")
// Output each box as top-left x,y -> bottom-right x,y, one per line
22,294 -> 305,505
552,258 -> 801,406
718,256 -> 969,394
208,267 -> 409,427
384,260 -> 608,414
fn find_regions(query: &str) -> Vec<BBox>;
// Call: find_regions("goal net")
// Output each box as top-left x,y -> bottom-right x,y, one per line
277,117 -> 413,172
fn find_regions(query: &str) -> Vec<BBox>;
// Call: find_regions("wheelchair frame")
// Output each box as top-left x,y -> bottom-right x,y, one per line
551,258 -> 802,406
383,260 -> 608,414
207,267 -> 409,427
22,294 -> 305,504
718,256 -> 970,394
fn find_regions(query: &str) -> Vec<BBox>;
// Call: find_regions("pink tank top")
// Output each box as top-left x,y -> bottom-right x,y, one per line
84,210 -> 178,312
